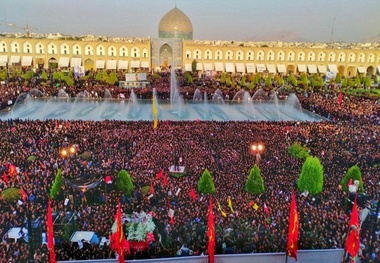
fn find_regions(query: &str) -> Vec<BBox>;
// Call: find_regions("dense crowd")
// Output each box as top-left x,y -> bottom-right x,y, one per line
0,70 -> 379,263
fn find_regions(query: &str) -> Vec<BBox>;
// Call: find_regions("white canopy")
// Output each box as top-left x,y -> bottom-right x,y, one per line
267,64 -> 276,74
297,64 -> 307,72
131,60 -> 140,68
307,65 -> 317,74
118,60 -> 128,70
71,58 -> 82,67
277,64 -> 286,73
317,65 -> 327,74
246,63 -> 255,73
0,55 -> 8,67
225,63 -> 234,73
95,60 -> 105,69
256,64 -> 266,73
357,66 -> 366,74
106,60 -> 117,70
58,57 -> 70,67
141,61 -> 150,68
215,62 -> 224,72
196,62 -> 203,71
328,64 -> 338,73
236,63 -> 245,73
184,63 -> 192,72
204,63 -> 213,71
10,56 -> 20,64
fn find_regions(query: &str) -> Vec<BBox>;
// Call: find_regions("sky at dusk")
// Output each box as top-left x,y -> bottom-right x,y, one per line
1,0 -> 379,43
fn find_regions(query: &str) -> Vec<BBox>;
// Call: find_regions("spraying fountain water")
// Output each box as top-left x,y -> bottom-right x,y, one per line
57,89 -> 69,98
168,66 -> 187,120
127,89 -> 141,119
104,89 -> 112,98
193,88 -> 203,101
232,90 -> 257,120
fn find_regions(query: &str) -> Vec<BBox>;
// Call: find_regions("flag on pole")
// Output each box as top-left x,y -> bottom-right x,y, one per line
227,196 -> 234,213
337,90 -> 343,105
287,190 -> 299,261
47,199 -> 57,263
152,93 -> 158,129
2,171 -> 8,183
346,196 -> 360,262
264,203 -> 269,214
207,196 -> 215,263
111,202 -> 130,263
163,175 -> 168,186
156,169 -> 164,179
189,189 -> 197,202
150,181 -> 155,195
217,201 -> 227,217
105,175 -> 112,184
21,188 -> 28,202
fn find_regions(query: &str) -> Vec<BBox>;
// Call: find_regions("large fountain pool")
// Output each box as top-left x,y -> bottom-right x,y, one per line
0,94 -> 326,122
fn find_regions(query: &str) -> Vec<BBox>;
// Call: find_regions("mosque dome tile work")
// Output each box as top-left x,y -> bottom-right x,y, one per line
159,7 -> 193,40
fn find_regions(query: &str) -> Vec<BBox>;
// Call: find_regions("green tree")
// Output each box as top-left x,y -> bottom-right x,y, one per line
239,76 -> 246,87
41,70 -> 48,81
265,75 -> 272,87
288,142 -> 310,159
184,71 -> 193,84
53,71 -> 61,82
220,72 -> 226,86
108,71 -> 118,85
244,164 -> 265,195
340,165 -> 364,193
335,73 -> 341,84
342,78 -> 348,88
116,170 -> 134,196
191,59 -> 197,72
226,77 -> 232,87
22,70 -> 34,80
354,76 -> 361,87
95,71 -> 103,81
1,188 -> 22,203
297,157 -> 324,195
197,169 -> 216,194
50,169 -> 64,200
278,75 -> 284,86
364,77 -> 371,88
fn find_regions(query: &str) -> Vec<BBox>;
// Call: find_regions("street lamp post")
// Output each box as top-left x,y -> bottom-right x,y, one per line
250,143 -> 265,163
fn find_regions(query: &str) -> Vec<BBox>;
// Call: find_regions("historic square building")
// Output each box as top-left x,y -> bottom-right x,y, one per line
0,6 -> 379,77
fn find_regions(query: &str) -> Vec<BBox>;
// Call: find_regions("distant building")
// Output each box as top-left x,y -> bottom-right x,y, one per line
0,6 -> 379,77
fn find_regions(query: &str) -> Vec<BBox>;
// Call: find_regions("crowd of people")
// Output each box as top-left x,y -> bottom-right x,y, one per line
0,69 -> 379,263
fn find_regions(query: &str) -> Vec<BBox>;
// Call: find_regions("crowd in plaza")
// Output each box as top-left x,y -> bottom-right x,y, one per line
0,69 -> 379,263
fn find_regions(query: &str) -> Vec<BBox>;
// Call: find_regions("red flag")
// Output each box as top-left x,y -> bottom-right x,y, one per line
105,175 -> 112,184
2,172 -> 8,183
337,91 -> 343,105
264,203 -> 269,214
189,189 -> 197,202
207,196 -> 215,263
111,203 -> 130,263
346,197 -> 360,260
8,164 -> 16,175
156,169 -> 164,179
347,178 -> 353,187
150,181 -> 155,195
163,175 -> 168,186
47,199 -> 57,263
21,188 -> 28,202
287,190 -> 299,261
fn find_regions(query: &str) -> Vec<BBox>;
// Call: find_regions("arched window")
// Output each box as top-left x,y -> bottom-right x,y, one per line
142,48 -> 148,58
204,49 -> 212,60
35,42 -> 44,54
84,45 -> 93,56
307,51 -> 315,62
193,49 -> 202,59
348,53 -> 356,63
225,50 -> 233,60
287,51 -> 295,62
215,50 -> 223,60
358,53 -> 365,63
47,43 -> 57,54
0,41 -> 7,52
338,52 -> 346,62
72,44 -> 81,55
318,52 -> 326,62
236,50 -> 244,61
23,42 -> 32,54
277,50 -> 285,61
257,50 -> 264,61
131,47 -> 140,58
246,50 -> 254,61
60,43 -> 69,55
267,50 -> 275,61
119,46 -> 128,57
108,45 -> 116,57
328,52 -> 336,62
96,45 -> 105,56
11,41 -> 20,53
186,50 -> 191,59
297,51 -> 305,62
